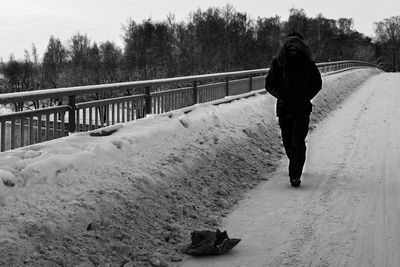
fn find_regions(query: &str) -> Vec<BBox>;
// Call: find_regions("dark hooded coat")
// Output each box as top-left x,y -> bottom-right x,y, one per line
265,36 -> 322,117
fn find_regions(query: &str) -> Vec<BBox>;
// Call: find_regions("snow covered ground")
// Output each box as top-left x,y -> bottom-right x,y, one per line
184,71 -> 400,267
0,68 -> 380,266
0,105 -> 12,115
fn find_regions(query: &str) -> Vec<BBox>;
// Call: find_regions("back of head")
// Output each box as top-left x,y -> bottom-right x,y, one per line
287,32 -> 304,40
278,32 -> 313,65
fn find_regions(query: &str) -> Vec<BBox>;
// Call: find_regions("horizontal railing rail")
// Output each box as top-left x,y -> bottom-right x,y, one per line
0,60 -> 379,151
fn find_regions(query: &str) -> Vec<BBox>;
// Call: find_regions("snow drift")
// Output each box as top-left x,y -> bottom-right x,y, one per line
0,68 -> 381,266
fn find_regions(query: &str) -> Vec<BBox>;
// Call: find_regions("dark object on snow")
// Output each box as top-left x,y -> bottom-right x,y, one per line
89,128 -> 118,137
184,229 -> 241,256
2,178 -> 15,187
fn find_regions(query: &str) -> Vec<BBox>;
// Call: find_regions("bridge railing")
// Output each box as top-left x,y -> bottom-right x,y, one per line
0,60 -> 379,151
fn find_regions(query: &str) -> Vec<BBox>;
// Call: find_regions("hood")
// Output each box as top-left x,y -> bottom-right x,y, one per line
278,36 -> 313,66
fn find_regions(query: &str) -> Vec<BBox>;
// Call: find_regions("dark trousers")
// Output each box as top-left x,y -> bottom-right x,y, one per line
278,115 -> 310,179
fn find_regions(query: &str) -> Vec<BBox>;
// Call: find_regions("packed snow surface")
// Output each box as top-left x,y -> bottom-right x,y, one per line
185,71 -> 400,267
0,68 -> 381,266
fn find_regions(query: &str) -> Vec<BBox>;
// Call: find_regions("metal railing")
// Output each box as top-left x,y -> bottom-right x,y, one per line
0,60 -> 379,151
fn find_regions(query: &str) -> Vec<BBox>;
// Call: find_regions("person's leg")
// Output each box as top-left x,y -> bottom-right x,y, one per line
289,115 -> 310,185
278,116 -> 293,161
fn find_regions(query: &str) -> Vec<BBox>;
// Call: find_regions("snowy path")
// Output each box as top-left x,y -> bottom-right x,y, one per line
183,72 -> 400,267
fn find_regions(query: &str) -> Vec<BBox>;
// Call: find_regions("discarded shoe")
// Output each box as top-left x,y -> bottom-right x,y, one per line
290,177 -> 301,187
184,229 -> 241,256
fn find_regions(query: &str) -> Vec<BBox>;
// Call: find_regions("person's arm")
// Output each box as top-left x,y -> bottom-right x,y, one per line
265,60 -> 281,99
307,62 -> 322,100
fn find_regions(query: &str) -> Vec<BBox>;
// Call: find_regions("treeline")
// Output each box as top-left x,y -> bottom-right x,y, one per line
0,6 -> 399,107
374,16 -> 400,72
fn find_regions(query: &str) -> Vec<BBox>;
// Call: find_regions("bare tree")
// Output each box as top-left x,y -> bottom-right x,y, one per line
375,16 -> 400,71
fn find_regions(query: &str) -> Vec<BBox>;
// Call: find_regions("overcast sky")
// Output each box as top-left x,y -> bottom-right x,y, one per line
0,0 -> 398,61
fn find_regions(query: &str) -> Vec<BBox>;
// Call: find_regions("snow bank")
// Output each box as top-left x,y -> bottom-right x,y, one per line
0,68 -> 381,266
312,68 -> 381,123
0,105 -> 12,115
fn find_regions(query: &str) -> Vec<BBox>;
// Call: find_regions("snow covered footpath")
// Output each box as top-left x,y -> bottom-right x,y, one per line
184,71 -> 400,267
0,68 -> 380,266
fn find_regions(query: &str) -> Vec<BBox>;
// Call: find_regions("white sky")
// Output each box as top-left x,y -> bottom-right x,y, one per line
0,0 -> 399,61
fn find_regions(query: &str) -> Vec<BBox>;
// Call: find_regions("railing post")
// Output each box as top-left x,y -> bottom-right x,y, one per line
68,95 -> 76,133
1,120 -> 5,152
145,86 -> 152,115
225,77 -> 230,96
192,81 -> 198,105
249,74 -> 253,91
